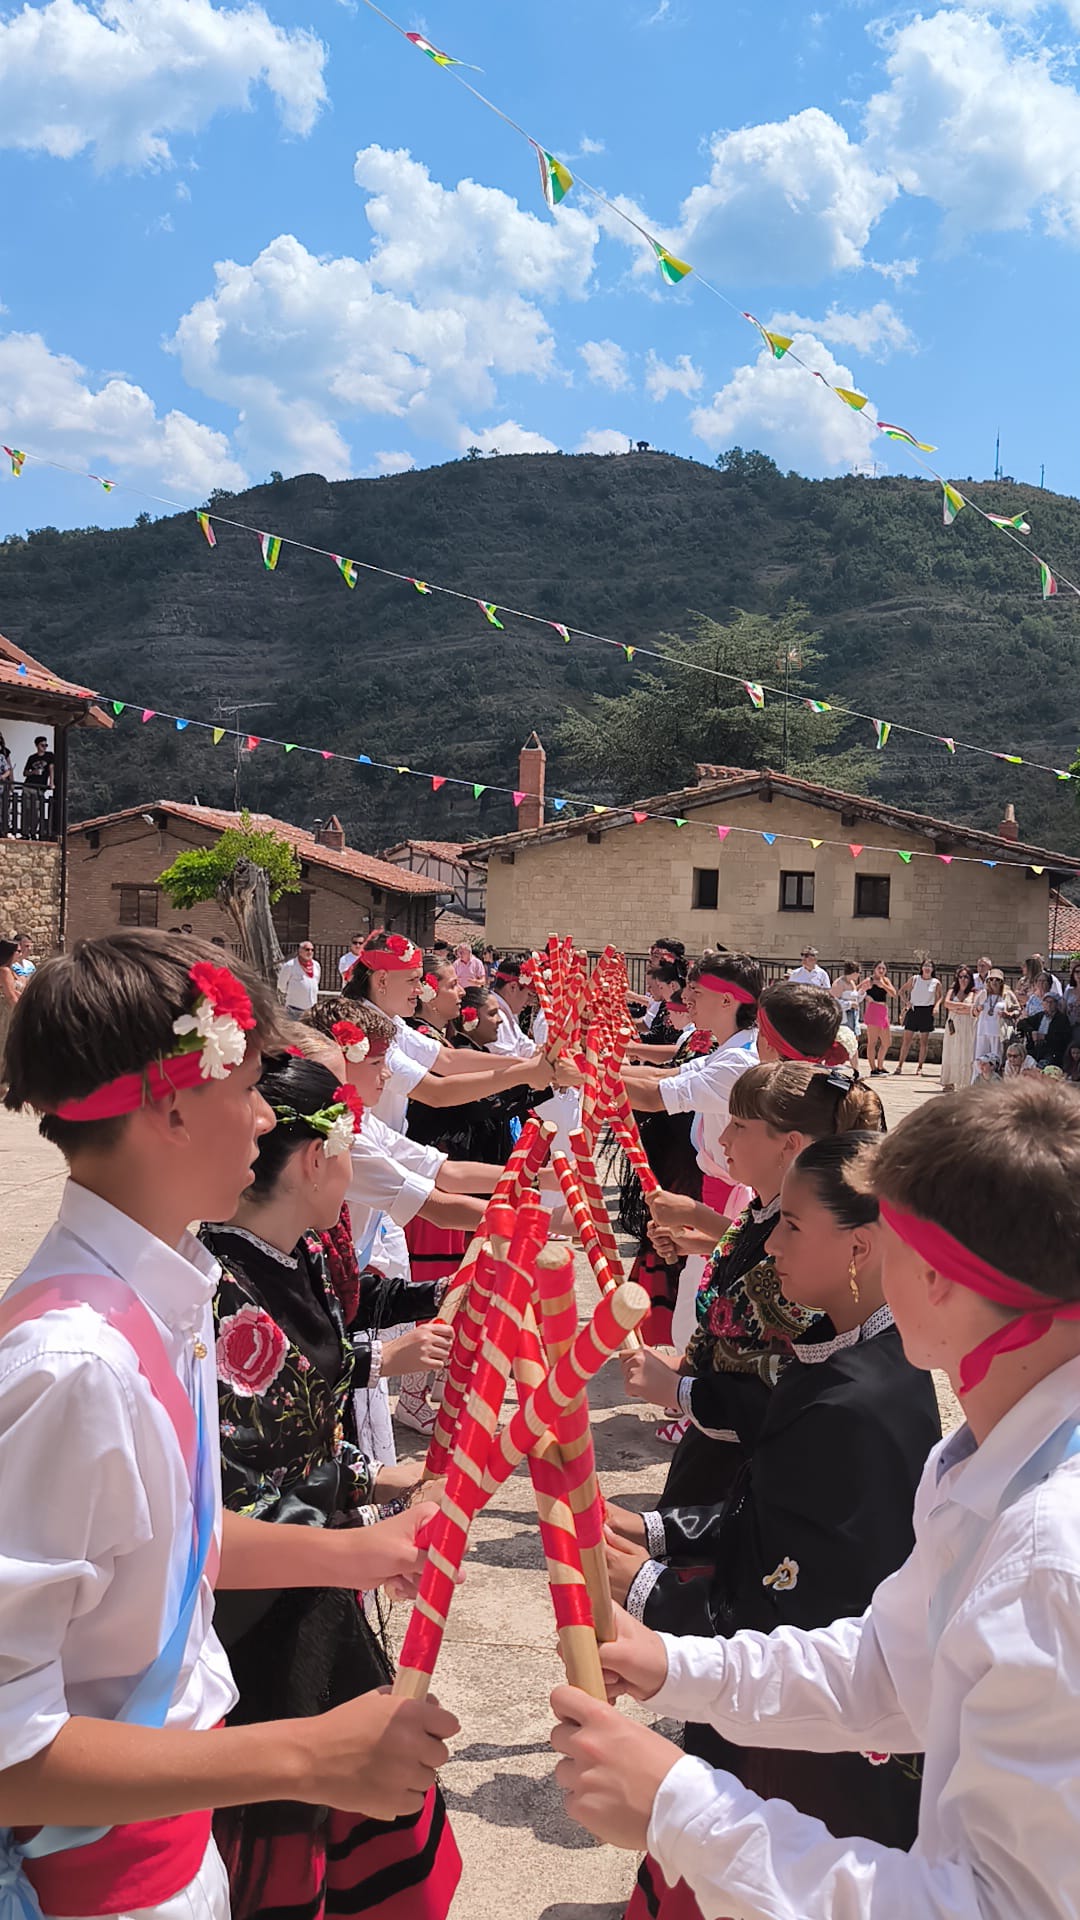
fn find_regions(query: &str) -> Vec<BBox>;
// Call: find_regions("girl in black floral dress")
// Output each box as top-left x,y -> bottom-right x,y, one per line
608,1131 -> 940,1920
202,1052 -> 461,1920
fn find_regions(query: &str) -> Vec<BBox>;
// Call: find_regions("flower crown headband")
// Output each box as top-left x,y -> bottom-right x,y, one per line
52,962 -> 257,1123
331,1019 -> 390,1063
271,1082 -> 364,1158
358,930 -> 422,972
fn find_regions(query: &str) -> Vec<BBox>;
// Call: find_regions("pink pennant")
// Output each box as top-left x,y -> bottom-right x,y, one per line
513,789 -> 526,806
716,825 -> 731,842
321,750 -> 333,761
431,775 -> 446,792
245,735 -> 259,752
632,812 -> 648,824
938,854 -> 953,866
141,708 -> 156,723
849,844 -> 863,858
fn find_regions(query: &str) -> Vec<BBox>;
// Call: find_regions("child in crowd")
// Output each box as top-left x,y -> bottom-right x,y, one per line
552,1077 -> 1080,1919
0,932 -> 456,1920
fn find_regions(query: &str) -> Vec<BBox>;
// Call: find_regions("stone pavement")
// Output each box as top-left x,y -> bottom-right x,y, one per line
0,1067 -> 946,1918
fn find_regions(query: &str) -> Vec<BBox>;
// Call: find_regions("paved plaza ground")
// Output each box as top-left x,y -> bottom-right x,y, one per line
0,1067 -> 945,1919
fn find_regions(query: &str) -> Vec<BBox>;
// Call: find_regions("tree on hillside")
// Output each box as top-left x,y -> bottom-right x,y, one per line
555,608 -> 876,800
157,812 -> 301,982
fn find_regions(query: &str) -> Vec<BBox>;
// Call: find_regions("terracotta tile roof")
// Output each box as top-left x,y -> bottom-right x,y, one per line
382,838 -> 485,865
1050,891 -> 1080,957
69,801 -> 442,895
0,631 -> 110,725
467,766 -> 1080,873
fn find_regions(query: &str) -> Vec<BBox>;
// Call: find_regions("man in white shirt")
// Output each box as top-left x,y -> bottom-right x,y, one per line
337,937 -> 364,981
551,1076 -> 1080,1920
487,958 -> 539,1059
277,940 -> 321,1016
0,932 -> 456,1920
788,947 -> 830,990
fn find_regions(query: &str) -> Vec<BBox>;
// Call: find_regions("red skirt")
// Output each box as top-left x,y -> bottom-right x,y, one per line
629,1245 -> 681,1348
405,1215 -> 468,1285
626,1853 -> 712,1920
216,1785 -> 461,1920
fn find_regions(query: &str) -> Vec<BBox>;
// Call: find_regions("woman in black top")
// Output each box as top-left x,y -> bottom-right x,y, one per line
608,1132 -> 941,1920
623,1062 -> 884,1507
202,1052 -> 461,1920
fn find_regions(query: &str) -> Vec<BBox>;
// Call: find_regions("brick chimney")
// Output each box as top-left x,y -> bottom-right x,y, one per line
517,732 -> 546,832
313,813 -> 346,853
998,803 -> 1019,843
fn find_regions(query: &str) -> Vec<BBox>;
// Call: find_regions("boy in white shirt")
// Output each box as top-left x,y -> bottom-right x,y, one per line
0,932 -> 457,1920
551,1076 -> 1080,1919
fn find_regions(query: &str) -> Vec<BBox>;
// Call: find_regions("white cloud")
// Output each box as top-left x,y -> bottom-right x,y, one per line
577,135 -> 606,156
673,107 -> 897,281
170,146 -> 600,474
578,338 -> 631,390
0,329 -> 246,493
577,428 -> 631,455
460,421 -> 558,455
372,449 -> 415,474
175,180 -> 191,202
767,300 -> 914,358
864,9 -> 1080,241
0,0 -> 327,170
644,350 -> 703,401
690,332 -> 879,474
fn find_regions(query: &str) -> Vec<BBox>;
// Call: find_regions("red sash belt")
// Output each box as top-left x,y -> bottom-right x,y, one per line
20,1809 -> 213,1917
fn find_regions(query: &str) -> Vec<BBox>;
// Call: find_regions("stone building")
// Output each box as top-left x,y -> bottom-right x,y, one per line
470,765 -> 1080,972
380,839 -> 487,924
0,631 -> 111,954
66,802 -> 440,965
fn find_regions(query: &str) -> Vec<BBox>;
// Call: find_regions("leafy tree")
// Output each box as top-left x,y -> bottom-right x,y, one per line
555,608 -> 876,800
157,811 -> 301,980
464,446 -> 482,460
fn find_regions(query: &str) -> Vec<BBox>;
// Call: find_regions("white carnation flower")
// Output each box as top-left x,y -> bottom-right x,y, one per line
324,1111 -> 357,1158
172,999 -> 247,1080
344,1035 -> 370,1062
417,980 -> 437,1004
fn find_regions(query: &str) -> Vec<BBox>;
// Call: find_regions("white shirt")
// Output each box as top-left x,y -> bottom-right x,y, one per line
488,992 -> 535,1060
788,964 -> 831,990
347,1110 -> 446,1279
658,1029 -> 759,1180
0,1183 -> 235,1771
337,951 -> 360,980
646,1352 -> 1080,1920
909,974 -> 940,1006
276,955 -> 321,1011
362,1003 -> 441,1135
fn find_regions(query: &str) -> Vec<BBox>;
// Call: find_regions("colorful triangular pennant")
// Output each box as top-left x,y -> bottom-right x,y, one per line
743,681 -> 765,710
196,511 -> 217,548
633,812 -> 648,824
533,143 -> 574,211
478,600 -> 504,629
873,719 -> 891,751
834,386 -> 869,413
942,483 -> 965,526
897,851 -> 913,864
333,554 -> 358,589
743,312 -> 792,360
849,844 -> 863,858
553,798 -> 567,812
258,532 -> 282,571
175,718 -> 189,731
473,784 -> 486,800
412,578 -> 431,594
652,240 -> 693,286
112,700 -> 125,716
762,832 -> 776,846
1039,560 -> 1058,600
212,727 -> 225,745
550,622 -> 571,643
716,825 -> 731,842
3,446 -> 25,477
674,817 -> 687,828
141,708 -> 155,724
877,421 -> 937,452
513,790 -> 526,806
987,511 -> 1031,534
431,775 -> 446,792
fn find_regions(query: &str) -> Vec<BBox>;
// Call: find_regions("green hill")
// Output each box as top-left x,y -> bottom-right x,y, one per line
2,447 -> 1078,854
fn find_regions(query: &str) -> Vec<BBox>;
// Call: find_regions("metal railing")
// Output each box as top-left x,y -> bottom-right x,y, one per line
0,783 -> 56,840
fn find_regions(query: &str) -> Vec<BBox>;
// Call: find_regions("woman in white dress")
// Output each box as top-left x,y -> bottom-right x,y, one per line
940,964 -> 978,1091
972,967 -> 1020,1075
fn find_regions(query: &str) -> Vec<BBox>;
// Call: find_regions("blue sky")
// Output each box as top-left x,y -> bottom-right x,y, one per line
2,0 -> 1080,538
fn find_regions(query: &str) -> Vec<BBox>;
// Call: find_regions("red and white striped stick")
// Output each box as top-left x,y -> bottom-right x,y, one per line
552,1149 -> 643,1350
396,1205 -> 550,1698
568,1128 -> 624,1280
480,1280 -> 649,1499
534,1243 -> 616,1645
512,1303 -> 606,1698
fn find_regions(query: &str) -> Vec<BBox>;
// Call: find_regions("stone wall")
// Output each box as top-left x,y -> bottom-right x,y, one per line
0,842 -> 62,952
483,793 -> 1054,971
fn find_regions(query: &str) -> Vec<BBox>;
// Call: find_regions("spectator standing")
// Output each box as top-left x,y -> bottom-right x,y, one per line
973,954 -> 993,997
0,734 -> 13,837
480,944 -> 498,985
893,958 -> 943,1077
21,734 -> 54,839
337,936 -> 364,982
0,937 -> 19,1074
940,965 -> 977,1091
973,967 -> 1019,1071
453,941 -> 486,990
859,961 -> 897,1076
831,960 -> 863,1035
788,946 -> 830,989
10,933 -> 35,983
1064,960 -> 1080,1027
277,939 -> 321,1018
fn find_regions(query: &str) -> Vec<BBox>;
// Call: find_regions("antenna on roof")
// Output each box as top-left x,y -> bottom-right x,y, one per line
993,431 -> 1002,484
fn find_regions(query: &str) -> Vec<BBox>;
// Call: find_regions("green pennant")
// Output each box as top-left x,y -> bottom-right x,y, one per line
897,851 -> 913,864
112,700 -> 125,715
284,743 -> 296,752
473,783 -> 486,800
674,817 -> 687,827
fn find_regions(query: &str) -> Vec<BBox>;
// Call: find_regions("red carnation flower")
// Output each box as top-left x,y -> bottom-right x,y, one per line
216,1305 -> 288,1397
385,933 -> 409,957
424,972 -> 438,989
461,1007 -> 479,1026
189,962 -> 256,1031
285,1044 -> 305,1057
331,1019 -> 366,1049
333,1083 -> 365,1123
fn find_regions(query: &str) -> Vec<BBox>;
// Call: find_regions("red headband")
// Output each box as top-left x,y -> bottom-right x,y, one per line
53,963 -> 255,1123
693,972 -> 758,1007
758,1007 -> 848,1068
879,1199 -> 1080,1394
332,1018 -> 391,1062
358,932 -> 421,972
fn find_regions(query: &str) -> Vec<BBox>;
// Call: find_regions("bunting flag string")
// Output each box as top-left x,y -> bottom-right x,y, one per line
356,0 -> 1080,606
3,446 -> 25,477
873,719 -> 891,751
3,434 -> 1077,793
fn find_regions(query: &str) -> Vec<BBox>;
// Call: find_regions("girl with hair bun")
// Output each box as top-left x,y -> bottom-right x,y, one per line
603,1130 -> 940,1920
201,1049 -> 462,1920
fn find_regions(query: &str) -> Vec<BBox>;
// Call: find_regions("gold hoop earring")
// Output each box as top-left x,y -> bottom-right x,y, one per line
848,1259 -> 860,1304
